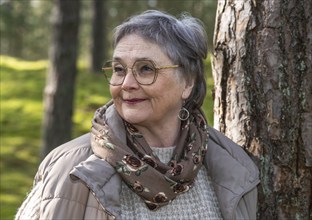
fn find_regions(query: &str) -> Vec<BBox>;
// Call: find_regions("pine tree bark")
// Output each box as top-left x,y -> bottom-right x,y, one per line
41,0 -> 81,158
212,0 -> 311,219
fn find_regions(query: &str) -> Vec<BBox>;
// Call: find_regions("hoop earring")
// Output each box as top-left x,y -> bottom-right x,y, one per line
178,107 -> 190,121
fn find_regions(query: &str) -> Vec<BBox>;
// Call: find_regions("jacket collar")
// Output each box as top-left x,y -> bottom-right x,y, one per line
70,154 -> 122,219
70,105 -> 126,219
205,127 -> 260,219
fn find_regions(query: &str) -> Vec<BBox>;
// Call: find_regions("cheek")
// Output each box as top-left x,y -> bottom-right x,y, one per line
110,87 -> 123,113
148,81 -> 184,106
109,87 -> 123,109
109,86 -> 119,99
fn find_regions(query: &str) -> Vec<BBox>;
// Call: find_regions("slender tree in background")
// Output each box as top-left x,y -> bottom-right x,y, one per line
212,0 -> 311,219
90,0 -> 107,72
41,0 -> 81,158
0,1 -> 31,58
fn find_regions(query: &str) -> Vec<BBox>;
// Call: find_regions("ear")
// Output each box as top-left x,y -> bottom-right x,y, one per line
182,79 -> 194,99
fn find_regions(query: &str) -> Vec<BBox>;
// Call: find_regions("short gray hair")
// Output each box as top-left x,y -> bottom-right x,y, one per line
113,10 -> 208,111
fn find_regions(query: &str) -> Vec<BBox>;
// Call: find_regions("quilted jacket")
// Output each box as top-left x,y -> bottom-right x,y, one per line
16,107 -> 260,220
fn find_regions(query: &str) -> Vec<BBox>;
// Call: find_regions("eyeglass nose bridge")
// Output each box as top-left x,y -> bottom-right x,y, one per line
122,61 -> 158,85
125,66 -> 136,74
120,65 -> 140,85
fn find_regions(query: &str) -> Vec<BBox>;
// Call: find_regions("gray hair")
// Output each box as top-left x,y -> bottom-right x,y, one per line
113,10 -> 208,111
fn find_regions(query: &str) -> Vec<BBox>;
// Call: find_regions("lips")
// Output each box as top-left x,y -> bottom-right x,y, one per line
123,98 -> 146,104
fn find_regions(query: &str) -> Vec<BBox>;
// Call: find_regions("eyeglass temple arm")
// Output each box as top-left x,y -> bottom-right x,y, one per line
157,65 -> 179,70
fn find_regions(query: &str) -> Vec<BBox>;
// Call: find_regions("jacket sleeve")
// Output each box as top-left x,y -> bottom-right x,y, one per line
15,134 -> 93,220
14,180 -> 41,220
235,187 -> 258,220
38,145 -> 92,219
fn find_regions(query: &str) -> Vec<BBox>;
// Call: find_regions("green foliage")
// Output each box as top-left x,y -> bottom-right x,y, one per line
0,55 -> 214,219
1,0 -> 216,60
0,1 -> 52,59
203,56 -> 214,126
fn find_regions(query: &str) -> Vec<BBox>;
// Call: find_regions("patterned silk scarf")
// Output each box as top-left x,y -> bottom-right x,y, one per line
90,101 -> 209,211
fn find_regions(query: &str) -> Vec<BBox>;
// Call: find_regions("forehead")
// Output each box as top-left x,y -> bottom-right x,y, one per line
113,34 -> 171,64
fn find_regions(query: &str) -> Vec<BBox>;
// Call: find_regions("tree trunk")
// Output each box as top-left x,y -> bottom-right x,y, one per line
212,0 -> 311,219
90,0 -> 107,73
41,0 -> 81,158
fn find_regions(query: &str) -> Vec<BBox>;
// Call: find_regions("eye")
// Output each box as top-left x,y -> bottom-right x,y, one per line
136,62 -> 155,76
141,65 -> 153,73
113,64 -> 126,76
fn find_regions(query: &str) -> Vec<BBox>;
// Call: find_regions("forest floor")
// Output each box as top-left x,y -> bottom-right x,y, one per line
0,55 -> 214,219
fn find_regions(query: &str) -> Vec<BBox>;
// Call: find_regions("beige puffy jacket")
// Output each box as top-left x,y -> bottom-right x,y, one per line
16,109 -> 259,220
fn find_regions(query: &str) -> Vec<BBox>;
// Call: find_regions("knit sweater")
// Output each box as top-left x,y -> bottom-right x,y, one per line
120,146 -> 223,220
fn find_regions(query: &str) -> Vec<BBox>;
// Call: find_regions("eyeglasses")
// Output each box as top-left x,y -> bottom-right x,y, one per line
102,59 -> 179,86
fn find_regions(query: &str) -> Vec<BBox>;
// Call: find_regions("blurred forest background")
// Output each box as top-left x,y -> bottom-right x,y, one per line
0,0 -> 217,219
0,0 -> 216,60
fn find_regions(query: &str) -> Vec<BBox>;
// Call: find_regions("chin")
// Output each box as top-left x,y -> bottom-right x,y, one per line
120,111 -> 147,125
123,117 -> 146,126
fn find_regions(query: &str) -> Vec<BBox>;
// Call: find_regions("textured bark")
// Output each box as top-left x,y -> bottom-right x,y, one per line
41,0 -> 80,158
212,0 -> 311,219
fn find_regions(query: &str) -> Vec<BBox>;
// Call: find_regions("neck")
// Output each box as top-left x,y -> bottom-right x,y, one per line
133,118 -> 181,148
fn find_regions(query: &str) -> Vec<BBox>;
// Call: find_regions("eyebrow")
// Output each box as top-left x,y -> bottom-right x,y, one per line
112,56 -> 153,62
112,57 -> 122,62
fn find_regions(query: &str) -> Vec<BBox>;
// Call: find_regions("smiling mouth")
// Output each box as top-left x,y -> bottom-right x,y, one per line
123,98 -> 146,104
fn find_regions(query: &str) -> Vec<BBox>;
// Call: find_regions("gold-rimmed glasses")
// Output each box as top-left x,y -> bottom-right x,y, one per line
102,59 -> 179,86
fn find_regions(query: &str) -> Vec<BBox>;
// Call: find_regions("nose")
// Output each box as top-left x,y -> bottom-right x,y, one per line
121,68 -> 139,90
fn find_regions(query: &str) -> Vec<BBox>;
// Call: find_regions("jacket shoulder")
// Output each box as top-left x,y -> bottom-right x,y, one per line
207,126 -> 259,179
37,133 -> 92,181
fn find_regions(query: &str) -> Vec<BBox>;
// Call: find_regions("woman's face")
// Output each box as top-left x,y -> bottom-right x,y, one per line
110,34 -> 193,128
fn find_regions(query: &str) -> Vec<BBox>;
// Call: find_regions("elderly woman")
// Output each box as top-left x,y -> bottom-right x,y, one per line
16,10 -> 259,220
